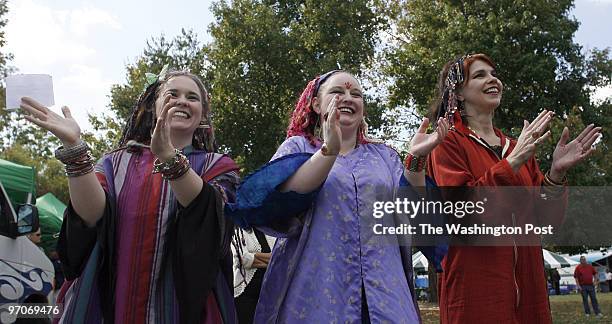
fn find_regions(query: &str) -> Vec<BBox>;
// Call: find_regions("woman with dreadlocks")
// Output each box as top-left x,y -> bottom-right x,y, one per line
20,67 -> 240,323
226,70 -> 449,323
427,54 -> 601,323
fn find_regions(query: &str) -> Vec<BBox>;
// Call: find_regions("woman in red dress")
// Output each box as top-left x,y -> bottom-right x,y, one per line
427,54 -> 601,323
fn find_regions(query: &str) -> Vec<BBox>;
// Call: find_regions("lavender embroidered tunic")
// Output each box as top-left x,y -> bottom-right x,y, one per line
228,136 -> 423,323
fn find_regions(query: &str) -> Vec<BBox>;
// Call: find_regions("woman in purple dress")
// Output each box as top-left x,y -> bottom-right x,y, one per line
227,70 -> 449,323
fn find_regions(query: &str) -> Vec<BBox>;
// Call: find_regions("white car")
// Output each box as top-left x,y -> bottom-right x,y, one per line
0,180 -> 54,323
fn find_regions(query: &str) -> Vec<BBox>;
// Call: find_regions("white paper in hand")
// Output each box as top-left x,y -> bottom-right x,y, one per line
5,74 -> 55,111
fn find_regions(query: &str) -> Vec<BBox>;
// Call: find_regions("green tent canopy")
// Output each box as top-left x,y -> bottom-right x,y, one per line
0,158 -> 36,205
36,192 -> 66,253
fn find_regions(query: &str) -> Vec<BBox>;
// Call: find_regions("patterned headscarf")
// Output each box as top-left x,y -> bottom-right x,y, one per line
286,70 -> 379,146
436,54 -> 472,126
286,70 -> 342,145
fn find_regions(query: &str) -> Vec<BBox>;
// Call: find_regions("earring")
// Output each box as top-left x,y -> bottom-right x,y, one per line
314,115 -> 322,139
199,120 -> 210,129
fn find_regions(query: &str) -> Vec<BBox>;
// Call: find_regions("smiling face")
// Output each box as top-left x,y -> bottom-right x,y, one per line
154,76 -> 204,135
458,59 -> 503,111
313,72 -> 364,135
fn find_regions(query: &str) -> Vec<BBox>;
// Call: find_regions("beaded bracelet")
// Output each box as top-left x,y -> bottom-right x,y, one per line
54,141 -> 95,177
543,172 -> 567,187
404,153 -> 427,173
320,143 -> 338,156
152,149 -> 191,180
539,172 -> 567,200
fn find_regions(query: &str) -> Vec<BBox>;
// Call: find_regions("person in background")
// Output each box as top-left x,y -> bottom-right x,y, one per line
232,228 -> 276,323
574,256 -> 603,317
550,268 -> 561,296
47,250 -> 64,304
27,228 -> 42,244
606,268 -> 612,293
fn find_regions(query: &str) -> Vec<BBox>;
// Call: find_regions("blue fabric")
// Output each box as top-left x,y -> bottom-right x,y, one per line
225,153 -> 319,228
580,285 -> 601,314
399,174 -> 448,273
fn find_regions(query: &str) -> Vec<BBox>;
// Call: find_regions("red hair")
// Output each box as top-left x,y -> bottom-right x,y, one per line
286,72 -> 375,146
463,54 -> 496,85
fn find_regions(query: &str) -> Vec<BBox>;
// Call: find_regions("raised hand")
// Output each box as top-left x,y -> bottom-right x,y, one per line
408,117 -> 449,157
506,110 -> 554,171
20,97 -> 81,146
150,94 -> 178,162
549,124 -> 602,182
320,94 -> 341,156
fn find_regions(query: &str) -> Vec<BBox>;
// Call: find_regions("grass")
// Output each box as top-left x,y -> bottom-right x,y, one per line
418,292 -> 612,323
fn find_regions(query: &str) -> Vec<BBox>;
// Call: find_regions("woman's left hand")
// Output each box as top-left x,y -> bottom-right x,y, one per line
151,94 -> 177,162
550,124 -> 602,181
409,117 -> 450,157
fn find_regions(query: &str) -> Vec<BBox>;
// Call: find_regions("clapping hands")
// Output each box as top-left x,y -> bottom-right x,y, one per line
409,117 -> 450,157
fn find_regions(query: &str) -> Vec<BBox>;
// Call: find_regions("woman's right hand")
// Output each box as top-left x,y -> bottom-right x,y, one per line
321,95 -> 341,155
506,110 -> 554,172
20,97 -> 81,147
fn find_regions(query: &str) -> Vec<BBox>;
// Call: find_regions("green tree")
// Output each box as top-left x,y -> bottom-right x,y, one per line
0,0 -> 15,146
385,0 -> 611,134
207,0 -> 385,172
384,0 -> 612,186
107,1 -> 386,173
95,29 -> 207,156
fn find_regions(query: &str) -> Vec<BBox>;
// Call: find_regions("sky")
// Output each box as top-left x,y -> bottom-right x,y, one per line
2,0 -> 612,131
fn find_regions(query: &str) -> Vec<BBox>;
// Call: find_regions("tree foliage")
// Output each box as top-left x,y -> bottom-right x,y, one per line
105,1 -> 386,172
109,30 -> 208,123
0,0 -> 14,146
385,0 -> 611,133
385,0 -> 612,181
205,0 -> 386,171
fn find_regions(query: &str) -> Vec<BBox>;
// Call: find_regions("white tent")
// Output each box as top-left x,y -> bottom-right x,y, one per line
413,251 -> 428,272
568,250 -> 612,265
412,249 -> 578,271
542,249 -> 579,269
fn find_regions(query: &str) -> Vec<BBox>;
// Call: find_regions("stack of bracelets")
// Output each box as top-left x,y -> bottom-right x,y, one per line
404,153 -> 427,173
543,172 -> 567,187
152,149 -> 191,180
541,171 -> 567,200
54,141 -> 95,177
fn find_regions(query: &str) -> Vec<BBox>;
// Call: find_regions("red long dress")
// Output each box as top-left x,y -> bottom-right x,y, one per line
427,121 -> 567,324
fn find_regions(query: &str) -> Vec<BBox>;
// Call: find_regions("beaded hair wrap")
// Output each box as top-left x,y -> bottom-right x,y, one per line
437,54 -> 473,126
286,69 -> 381,147
286,70 -> 342,146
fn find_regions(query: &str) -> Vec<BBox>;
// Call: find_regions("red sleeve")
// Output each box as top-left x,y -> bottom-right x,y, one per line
525,157 -> 568,227
95,171 -> 108,191
428,132 -> 523,186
